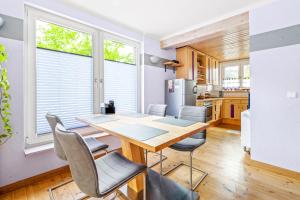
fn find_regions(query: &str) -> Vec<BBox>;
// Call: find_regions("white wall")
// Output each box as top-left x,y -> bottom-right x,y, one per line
0,0 -> 175,186
250,0 -> 300,172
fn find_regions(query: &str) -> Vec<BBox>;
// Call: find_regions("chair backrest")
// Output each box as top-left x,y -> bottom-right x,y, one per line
55,124 -> 99,197
45,113 -> 67,160
147,104 -> 167,116
178,106 -> 207,139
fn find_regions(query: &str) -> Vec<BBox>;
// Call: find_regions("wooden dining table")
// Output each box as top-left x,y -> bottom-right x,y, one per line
76,113 -> 209,197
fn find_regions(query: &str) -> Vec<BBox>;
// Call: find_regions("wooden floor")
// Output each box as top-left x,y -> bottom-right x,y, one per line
1,125 -> 300,200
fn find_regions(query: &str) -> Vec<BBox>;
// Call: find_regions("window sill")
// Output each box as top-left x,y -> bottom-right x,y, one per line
24,131 -> 110,156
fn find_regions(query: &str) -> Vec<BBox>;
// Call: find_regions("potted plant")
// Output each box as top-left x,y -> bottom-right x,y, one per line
0,44 -> 12,144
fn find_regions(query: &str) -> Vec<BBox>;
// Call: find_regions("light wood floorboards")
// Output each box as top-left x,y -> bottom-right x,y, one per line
1,125 -> 300,200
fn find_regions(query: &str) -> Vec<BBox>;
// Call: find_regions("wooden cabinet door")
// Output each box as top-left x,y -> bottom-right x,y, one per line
222,101 -> 231,119
206,57 -> 212,84
216,100 -> 222,120
234,104 -> 241,120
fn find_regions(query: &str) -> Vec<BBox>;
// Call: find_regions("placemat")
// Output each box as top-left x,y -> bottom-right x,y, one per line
154,117 -> 197,127
84,115 -> 119,124
111,124 -> 168,141
119,113 -> 149,118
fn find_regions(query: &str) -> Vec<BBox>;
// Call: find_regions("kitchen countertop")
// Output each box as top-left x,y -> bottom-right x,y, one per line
196,97 -> 248,102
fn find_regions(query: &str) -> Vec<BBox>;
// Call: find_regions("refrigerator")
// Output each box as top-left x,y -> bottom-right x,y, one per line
165,79 -> 197,116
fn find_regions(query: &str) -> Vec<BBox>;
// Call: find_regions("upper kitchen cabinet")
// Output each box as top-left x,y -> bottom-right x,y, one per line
176,47 -> 196,80
176,46 -> 220,85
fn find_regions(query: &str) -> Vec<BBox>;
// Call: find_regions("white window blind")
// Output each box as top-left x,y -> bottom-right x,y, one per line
36,48 -> 93,134
104,60 -> 137,113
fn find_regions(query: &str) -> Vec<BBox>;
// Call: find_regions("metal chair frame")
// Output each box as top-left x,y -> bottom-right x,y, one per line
163,151 -> 208,191
48,171 -> 147,200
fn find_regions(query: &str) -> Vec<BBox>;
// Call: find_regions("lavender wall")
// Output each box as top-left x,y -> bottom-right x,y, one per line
143,36 -> 176,111
250,0 -> 300,172
144,66 -> 175,111
0,0 -> 175,186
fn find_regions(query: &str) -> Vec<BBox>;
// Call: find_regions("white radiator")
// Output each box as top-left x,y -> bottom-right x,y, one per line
241,110 -> 251,152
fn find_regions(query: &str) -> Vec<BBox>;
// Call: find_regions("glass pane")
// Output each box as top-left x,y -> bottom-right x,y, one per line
224,66 -> 239,79
36,20 -> 93,135
104,39 -> 135,64
242,64 -> 250,88
36,20 -> 92,56
104,39 -> 137,113
223,65 -> 240,89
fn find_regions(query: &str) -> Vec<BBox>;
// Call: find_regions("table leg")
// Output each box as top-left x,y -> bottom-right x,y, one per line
121,141 -> 146,193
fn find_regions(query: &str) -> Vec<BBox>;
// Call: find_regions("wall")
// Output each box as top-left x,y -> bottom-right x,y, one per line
250,0 -> 300,172
0,0 -> 175,187
143,36 -> 176,111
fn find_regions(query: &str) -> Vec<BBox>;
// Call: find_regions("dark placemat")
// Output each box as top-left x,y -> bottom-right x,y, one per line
154,117 -> 197,127
111,124 -> 168,141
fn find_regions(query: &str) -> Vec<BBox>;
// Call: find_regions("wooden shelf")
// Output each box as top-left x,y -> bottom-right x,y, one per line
163,61 -> 182,67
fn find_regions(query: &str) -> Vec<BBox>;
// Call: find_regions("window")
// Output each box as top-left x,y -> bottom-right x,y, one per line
36,20 -> 94,135
103,38 -> 139,113
25,6 -> 141,147
221,60 -> 250,89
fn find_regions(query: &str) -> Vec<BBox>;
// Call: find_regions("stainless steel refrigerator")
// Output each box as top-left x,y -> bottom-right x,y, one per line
165,79 -> 197,116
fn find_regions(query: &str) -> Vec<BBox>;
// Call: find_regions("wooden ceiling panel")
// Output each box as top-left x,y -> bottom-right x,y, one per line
160,12 -> 249,62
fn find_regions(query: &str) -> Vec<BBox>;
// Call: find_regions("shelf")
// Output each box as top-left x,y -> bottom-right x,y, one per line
163,61 -> 182,67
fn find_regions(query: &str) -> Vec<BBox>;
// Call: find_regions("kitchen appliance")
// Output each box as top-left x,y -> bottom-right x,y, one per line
165,79 -> 197,116
100,100 -> 115,114
203,101 -> 213,122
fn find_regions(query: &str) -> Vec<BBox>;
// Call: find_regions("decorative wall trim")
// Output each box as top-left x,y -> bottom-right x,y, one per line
0,14 -> 23,41
250,24 -> 300,52
144,53 -> 173,70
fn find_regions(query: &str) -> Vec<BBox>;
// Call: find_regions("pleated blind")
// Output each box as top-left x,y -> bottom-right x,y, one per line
36,48 -> 93,134
104,60 -> 137,113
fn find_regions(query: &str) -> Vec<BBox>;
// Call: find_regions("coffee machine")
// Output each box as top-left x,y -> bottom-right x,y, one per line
101,100 -> 115,114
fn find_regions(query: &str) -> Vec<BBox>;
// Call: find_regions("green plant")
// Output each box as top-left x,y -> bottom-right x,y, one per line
0,44 -> 12,144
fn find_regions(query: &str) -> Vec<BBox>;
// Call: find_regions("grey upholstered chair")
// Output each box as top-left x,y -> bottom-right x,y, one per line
46,113 -> 109,199
146,104 -> 167,116
55,124 -> 147,199
145,104 -> 167,173
164,106 -> 208,191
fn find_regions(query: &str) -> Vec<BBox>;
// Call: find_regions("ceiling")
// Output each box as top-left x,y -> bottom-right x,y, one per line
190,22 -> 249,61
60,0 -> 271,39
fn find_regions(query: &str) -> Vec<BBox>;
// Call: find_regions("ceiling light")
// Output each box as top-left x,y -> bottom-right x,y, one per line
0,17 -> 4,29
150,56 -> 161,64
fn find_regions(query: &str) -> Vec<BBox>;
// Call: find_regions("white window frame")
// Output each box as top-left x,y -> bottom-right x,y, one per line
102,32 -> 142,113
220,59 -> 249,89
24,6 -> 141,147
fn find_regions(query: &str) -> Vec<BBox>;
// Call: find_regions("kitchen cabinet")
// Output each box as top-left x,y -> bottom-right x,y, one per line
212,100 -> 222,121
197,97 -> 248,126
222,99 -> 248,121
176,46 -> 218,85
176,47 -> 199,80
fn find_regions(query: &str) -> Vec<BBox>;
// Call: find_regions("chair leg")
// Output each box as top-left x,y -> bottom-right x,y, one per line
160,150 -> 163,175
146,151 -> 168,168
163,151 -> 208,191
190,151 -> 193,190
145,149 -> 148,165
48,179 -> 90,200
143,172 -> 147,200
48,179 -> 73,200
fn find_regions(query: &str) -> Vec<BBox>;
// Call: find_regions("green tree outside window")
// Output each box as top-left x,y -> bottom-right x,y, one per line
36,20 -> 135,64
